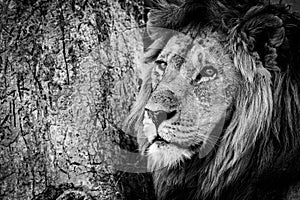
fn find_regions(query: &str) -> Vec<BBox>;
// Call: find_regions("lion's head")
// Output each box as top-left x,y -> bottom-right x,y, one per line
125,0 -> 300,199
142,30 -> 240,170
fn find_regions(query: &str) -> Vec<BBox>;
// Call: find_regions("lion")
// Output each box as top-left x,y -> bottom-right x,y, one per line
125,0 -> 300,199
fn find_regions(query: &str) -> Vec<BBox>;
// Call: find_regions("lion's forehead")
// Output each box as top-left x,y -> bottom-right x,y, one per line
158,32 -> 232,77
155,36 -> 192,72
158,34 -> 194,58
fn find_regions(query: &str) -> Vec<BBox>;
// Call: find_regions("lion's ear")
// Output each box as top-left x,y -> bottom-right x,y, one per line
236,6 -> 286,71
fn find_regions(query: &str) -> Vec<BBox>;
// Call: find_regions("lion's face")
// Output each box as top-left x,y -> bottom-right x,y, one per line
142,31 -> 241,169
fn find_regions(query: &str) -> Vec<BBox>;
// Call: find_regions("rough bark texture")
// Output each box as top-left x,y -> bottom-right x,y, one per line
0,0 -> 155,199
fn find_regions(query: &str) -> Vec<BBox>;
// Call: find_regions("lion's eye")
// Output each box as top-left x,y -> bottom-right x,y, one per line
191,66 -> 217,85
152,60 -> 168,88
155,60 -> 167,71
200,66 -> 217,77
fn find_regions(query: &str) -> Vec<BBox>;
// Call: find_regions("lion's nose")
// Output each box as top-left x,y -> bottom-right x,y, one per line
145,109 -> 177,128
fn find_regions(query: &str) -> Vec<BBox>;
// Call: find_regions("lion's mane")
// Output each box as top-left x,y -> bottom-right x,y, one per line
125,0 -> 300,199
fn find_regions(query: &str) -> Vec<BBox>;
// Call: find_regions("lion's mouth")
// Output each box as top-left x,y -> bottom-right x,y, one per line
147,133 -> 203,152
151,134 -> 170,144
143,131 -> 171,153
143,110 -> 204,154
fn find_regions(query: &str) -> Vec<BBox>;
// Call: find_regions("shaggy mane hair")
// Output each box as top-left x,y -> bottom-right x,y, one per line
125,0 -> 300,199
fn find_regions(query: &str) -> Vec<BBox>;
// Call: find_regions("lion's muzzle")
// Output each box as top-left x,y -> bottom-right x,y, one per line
143,109 -> 177,145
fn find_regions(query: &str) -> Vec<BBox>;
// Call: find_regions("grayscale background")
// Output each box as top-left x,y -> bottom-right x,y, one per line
0,0 -> 299,200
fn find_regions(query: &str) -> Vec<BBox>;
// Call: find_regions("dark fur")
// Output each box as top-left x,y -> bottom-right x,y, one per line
126,0 -> 300,199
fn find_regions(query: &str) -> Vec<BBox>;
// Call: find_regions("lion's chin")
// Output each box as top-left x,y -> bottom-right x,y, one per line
147,142 -> 193,171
